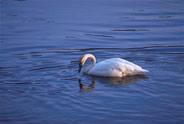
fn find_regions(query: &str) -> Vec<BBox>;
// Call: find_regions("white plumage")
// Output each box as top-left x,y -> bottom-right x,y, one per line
78,54 -> 148,77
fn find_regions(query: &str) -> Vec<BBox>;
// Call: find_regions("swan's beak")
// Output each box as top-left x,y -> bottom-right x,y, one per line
78,63 -> 82,73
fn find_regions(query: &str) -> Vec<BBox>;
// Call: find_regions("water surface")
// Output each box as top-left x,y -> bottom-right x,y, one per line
0,0 -> 184,124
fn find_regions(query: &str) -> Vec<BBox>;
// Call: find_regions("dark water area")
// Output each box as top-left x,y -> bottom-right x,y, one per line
0,0 -> 184,123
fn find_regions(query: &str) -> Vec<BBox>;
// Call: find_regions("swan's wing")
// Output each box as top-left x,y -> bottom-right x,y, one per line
88,58 -> 148,77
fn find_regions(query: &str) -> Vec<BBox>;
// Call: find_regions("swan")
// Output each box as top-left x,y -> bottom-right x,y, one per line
78,54 -> 149,77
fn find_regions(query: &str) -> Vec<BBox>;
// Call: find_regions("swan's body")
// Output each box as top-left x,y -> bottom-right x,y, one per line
79,54 -> 148,77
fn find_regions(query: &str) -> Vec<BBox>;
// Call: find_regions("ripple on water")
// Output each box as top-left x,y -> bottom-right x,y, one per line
1,45 -> 184,123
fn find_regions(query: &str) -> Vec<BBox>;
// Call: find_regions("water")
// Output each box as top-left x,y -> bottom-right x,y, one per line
0,0 -> 184,123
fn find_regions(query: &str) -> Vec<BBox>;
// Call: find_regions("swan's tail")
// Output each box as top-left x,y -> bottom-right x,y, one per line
133,69 -> 149,75
140,69 -> 149,73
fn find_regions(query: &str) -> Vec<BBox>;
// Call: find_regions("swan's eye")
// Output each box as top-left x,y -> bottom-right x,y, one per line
78,62 -> 83,73
79,62 -> 82,67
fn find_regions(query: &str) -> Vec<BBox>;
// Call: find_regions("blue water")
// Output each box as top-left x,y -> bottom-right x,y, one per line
0,0 -> 184,124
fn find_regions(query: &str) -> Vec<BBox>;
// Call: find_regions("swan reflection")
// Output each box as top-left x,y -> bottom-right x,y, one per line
78,79 -> 95,92
78,75 -> 148,92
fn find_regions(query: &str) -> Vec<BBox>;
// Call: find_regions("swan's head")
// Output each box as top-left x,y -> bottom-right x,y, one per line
78,54 -> 96,73
78,57 -> 85,73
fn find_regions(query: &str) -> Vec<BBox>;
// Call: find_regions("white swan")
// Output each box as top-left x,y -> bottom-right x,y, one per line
78,54 -> 149,77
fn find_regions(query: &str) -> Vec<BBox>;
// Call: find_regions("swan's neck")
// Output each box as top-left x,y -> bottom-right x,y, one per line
82,54 -> 96,73
83,63 -> 95,74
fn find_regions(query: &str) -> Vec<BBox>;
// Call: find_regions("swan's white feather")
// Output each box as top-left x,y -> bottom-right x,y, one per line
86,58 -> 148,77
